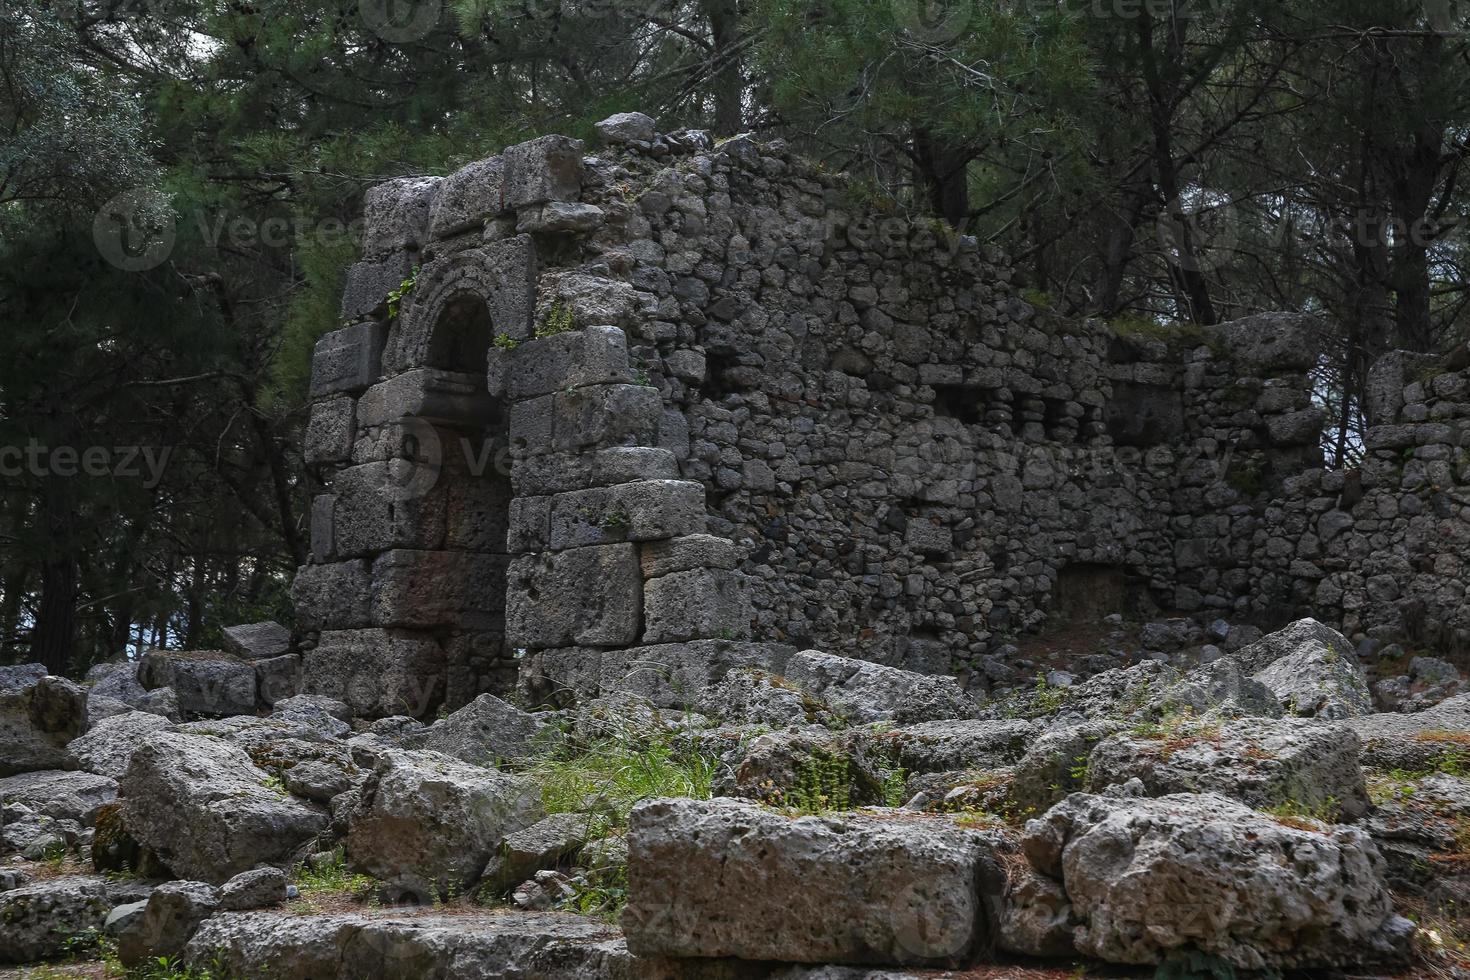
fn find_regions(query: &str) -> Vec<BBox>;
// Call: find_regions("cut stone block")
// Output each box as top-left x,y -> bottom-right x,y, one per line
505,545 -> 641,649
137,651 -> 257,717
354,368 -> 496,430
303,628 -> 446,719
253,654 -> 302,708
309,322 -> 388,398
502,135 -> 584,210
326,462 -> 448,558
504,325 -> 632,399
369,550 -> 508,630
427,156 -> 505,239
0,665 -> 88,776
304,396 -> 355,467
361,176 -> 440,257
547,480 -> 705,550
340,252 -> 413,321
640,534 -> 738,578
550,383 -> 662,453
642,567 -> 752,643
518,641 -> 794,708
289,560 -> 372,632
221,622 -> 291,661
622,798 -> 1005,967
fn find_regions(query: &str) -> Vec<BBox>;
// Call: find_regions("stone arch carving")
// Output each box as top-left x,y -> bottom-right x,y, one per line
382,235 -> 538,375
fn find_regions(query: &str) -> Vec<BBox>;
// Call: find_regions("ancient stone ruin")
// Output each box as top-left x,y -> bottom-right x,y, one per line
2,114 -> 1468,978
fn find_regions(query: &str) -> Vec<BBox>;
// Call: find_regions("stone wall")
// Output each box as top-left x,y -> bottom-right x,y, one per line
291,115 -> 1470,713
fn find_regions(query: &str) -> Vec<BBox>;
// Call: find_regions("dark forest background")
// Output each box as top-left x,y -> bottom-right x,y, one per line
3,0 -> 1468,674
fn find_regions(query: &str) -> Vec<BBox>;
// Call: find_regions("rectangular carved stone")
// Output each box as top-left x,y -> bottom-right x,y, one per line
505,544 -> 641,649
502,135 -> 583,210
510,447 -> 679,497
370,550 -> 508,630
427,156 -> 505,239
640,534 -> 738,578
551,384 -> 662,452
340,251 -> 413,321
355,369 -> 496,430
547,480 -> 705,550
485,235 -> 537,341
254,654 -> 302,707
327,462 -> 447,558
304,628 -> 446,719
623,798 -> 1004,967
642,567 -> 752,643
304,396 -> 356,467
507,496 -> 550,553
509,395 -> 553,455
506,325 -> 632,399
361,176 -> 440,257
290,560 -> 372,632
310,322 -> 388,398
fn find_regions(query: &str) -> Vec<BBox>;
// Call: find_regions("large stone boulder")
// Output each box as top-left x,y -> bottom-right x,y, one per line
780,650 -> 978,725
1228,619 -> 1372,719
344,748 -> 543,899
622,798 -> 1005,967
0,664 -> 89,776
116,879 -> 221,968
402,693 -> 562,764
1007,721 -> 1127,818
182,909 -> 628,980
480,812 -> 597,894
0,876 -> 110,963
119,731 -> 329,882
1023,792 -> 1411,970
874,719 -> 1039,775
138,650 -> 258,717
1348,694 -> 1470,770
0,770 -> 118,825
222,621 -> 292,661
67,709 -> 172,779
1084,717 -> 1370,819
695,668 -> 840,728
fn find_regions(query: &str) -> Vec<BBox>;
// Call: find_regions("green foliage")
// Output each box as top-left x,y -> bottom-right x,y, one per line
560,862 -> 629,922
386,266 -> 421,321
1260,796 -> 1340,829
292,850 -> 377,900
782,750 -> 854,814
521,734 -> 720,829
493,333 -> 520,350
536,301 -> 576,339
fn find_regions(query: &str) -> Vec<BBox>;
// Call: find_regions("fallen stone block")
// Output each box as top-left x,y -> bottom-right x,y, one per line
119,732 -> 328,883
402,693 -> 561,765
344,748 -> 543,899
0,664 -> 89,776
622,797 -> 1005,967
183,909 -> 630,980
0,770 -> 117,825
781,649 -> 979,725
1084,716 -> 1370,819
1022,792 -> 1411,970
138,650 -> 257,717
481,811 -> 597,894
117,879 -> 221,968
0,876 -> 110,964
1228,618 -> 1372,719
222,621 -> 292,661
220,867 -> 288,911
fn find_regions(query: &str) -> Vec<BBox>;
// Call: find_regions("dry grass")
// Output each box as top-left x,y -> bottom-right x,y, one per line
1415,730 -> 1470,746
